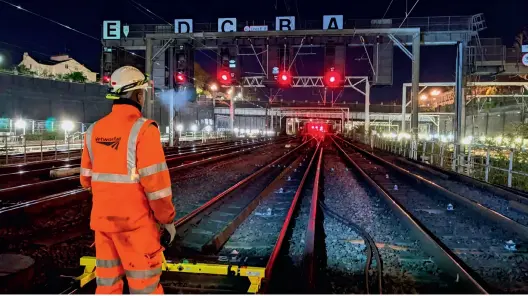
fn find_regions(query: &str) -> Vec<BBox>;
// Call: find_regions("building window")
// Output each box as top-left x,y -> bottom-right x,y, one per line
65,64 -> 68,69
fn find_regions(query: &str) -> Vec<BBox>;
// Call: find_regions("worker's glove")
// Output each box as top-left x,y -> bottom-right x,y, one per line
162,223 -> 176,245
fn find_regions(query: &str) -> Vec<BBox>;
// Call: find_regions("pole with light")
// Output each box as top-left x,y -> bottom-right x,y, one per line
15,119 -> 26,136
176,124 -> 183,139
61,120 -> 74,142
190,124 -> 198,138
210,83 -> 218,131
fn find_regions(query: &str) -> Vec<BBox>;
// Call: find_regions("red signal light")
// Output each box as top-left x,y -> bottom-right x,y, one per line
277,70 -> 292,87
324,69 -> 342,88
218,70 -> 231,85
102,76 -> 110,83
174,72 -> 186,84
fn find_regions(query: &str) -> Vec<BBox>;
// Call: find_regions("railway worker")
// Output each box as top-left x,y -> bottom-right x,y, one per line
80,66 -> 176,294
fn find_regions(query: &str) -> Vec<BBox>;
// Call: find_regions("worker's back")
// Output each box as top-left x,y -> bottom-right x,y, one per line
85,104 -> 156,232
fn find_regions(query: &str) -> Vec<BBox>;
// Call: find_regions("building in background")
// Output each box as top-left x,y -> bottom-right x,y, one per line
19,52 -> 97,82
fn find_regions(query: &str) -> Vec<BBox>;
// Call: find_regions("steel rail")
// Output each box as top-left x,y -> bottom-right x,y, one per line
262,142 -> 321,292
336,137 -> 528,242
331,136 -> 488,294
0,139 -> 284,201
0,140 -> 266,185
0,138 -> 259,175
174,139 -> 313,230
303,145 -> 323,291
0,139 -> 294,218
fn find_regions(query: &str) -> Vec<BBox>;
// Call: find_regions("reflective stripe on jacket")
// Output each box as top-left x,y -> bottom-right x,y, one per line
80,104 -> 176,232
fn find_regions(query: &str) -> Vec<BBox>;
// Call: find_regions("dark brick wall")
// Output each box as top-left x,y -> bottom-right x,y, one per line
0,73 -> 111,123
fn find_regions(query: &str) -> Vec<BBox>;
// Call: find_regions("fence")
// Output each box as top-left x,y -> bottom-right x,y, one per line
353,134 -> 528,192
0,134 -> 82,165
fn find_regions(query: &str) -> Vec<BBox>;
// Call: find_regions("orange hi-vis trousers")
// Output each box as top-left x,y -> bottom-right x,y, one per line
94,223 -> 164,294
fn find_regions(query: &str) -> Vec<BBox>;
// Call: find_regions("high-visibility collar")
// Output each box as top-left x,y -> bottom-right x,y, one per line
111,102 -> 142,117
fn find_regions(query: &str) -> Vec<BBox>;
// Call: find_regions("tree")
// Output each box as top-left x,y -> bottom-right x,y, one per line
193,62 -> 211,91
15,64 -> 34,75
63,71 -> 88,83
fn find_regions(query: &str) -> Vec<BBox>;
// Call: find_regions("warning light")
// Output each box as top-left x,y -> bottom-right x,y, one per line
102,76 -> 110,83
324,69 -> 342,88
218,69 -> 231,85
175,72 -> 186,84
277,70 -> 292,87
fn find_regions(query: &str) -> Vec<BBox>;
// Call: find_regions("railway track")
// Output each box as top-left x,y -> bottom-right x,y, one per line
0,138 -> 279,199
0,138 -> 301,293
13,134 -> 528,293
0,138 -> 288,224
358,140 -> 528,227
65,138 -> 322,293
0,139 -> 257,187
333,136 -> 528,293
0,138 -> 238,166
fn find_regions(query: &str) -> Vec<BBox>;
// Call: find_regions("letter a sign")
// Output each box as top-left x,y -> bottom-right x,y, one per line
323,15 -> 343,30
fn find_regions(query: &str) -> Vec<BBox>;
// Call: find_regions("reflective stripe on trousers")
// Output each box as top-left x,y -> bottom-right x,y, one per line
129,281 -> 161,294
86,117 -> 148,183
80,168 -> 92,177
96,275 -> 123,286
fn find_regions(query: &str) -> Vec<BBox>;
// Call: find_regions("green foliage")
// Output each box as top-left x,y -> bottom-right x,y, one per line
15,64 -> 35,75
62,71 -> 88,83
24,131 -> 63,141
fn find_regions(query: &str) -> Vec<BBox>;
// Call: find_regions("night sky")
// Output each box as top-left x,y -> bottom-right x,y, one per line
0,0 -> 526,102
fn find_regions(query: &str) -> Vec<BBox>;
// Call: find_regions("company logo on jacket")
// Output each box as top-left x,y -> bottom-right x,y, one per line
96,137 -> 122,150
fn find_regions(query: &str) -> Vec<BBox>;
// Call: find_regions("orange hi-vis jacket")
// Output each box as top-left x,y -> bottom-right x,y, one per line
80,103 -> 175,232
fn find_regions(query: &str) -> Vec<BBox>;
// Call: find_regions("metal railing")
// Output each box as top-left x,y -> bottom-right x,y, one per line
363,135 -> 528,191
0,134 -> 82,165
121,14 -> 481,38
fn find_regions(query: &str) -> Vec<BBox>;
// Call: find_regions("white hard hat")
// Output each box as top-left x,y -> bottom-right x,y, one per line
107,66 -> 149,99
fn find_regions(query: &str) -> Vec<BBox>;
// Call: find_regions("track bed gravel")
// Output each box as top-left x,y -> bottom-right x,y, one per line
217,152 -> 311,258
0,140 -> 294,292
346,144 -> 528,293
323,146 -> 451,293
356,141 -> 528,227
171,142 -> 295,220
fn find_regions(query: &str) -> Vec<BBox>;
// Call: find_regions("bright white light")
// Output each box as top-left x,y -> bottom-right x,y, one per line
234,128 -> 239,133
420,94 -> 428,100
329,76 -> 336,83
227,88 -> 233,95
479,136 -> 486,142
251,129 -> 259,134
461,136 -> 473,145
0,55 -> 4,64
177,124 -> 183,132
190,124 -> 198,132
61,120 -> 74,132
495,136 -> 503,144
15,119 -> 26,129
204,125 -> 213,132
236,93 -> 242,99
430,89 -> 441,96
397,132 -> 411,140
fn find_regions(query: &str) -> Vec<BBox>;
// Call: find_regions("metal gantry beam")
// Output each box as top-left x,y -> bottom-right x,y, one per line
241,76 -> 368,89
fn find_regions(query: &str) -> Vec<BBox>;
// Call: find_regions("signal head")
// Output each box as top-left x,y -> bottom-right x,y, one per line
175,72 -> 186,84
324,69 -> 342,88
218,69 -> 232,85
277,70 -> 292,87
